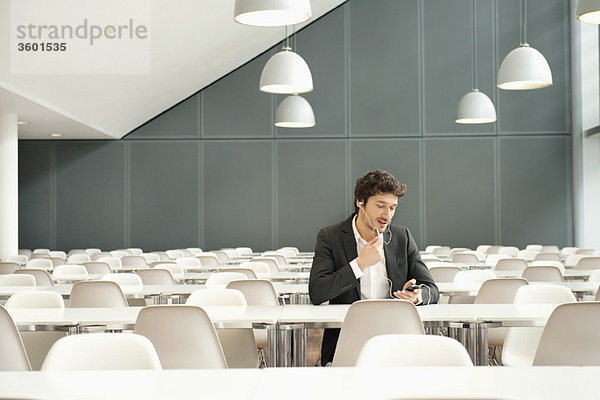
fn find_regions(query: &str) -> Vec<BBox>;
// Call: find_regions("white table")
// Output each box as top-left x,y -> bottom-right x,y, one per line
437,281 -> 600,297
0,367 -> 597,399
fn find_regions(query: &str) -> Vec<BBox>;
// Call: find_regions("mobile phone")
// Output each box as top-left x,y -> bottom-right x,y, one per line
405,284 -> 421,292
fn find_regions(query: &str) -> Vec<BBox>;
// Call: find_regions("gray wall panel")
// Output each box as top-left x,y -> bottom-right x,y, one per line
54,141 -> 125,250
349,0 -> 420,136
350,139 -> 423,246
275,6 -> 346,137
424,0 -> 496,135
203,52 -> 273,138
203,141 -> 272,251
130,141 -> 199,251
499,136 -> 570,247
277,140 -> 348,251
127,95 -> 200,139
18,142 -> 53,249
496,0 -> 569,133
425,137 -> 496,248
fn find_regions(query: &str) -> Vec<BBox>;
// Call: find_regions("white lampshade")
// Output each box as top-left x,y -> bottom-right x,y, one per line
234,0 -> 312,26
260,49 -> 313,94
497,44 -> 552,90
455,89 -> 497,124
577,0 -> 600,23
275,95 -> 315,128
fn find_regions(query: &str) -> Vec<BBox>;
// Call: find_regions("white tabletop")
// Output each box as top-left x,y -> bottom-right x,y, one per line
437,281 -> 600,296
0,367 -> 597,399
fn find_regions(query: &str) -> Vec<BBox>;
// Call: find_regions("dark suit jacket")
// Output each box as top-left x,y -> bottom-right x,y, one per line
308,213 -> 439,365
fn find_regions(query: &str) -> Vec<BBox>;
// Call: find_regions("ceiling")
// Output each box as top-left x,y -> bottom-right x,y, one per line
0,0 -> 345,140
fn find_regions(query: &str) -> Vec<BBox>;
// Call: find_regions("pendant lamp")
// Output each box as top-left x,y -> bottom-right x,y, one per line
456,0 -> 496,124
576,0 -> 600,23
497,0 -> 552,90
234,0 -> 312,27
259,27 -> 313,94
275,94 -> 315,128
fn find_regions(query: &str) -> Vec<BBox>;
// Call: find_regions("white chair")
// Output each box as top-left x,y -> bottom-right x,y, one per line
85,248 -> 102,255
453,270 -> 496,283
121,255 -> 148,269
69,281 -> 128,308
151,251 -> 171,261
517,250 -> 538,262
142,253 -> 160,263
196,253 -> 220,267
432,246 -> 451,257
533,302 -> 600,366
530,260 -> 565,272
25,259 -> 53,271
212,251 -> 231,264
19,249 -> 33,258
137,268 -> 176,285
126,248 -> 143,256
494,258 -> 528,272
175,257 -> 202,270
238,261 -> 270,277
425,245 -> 442,253
133,305 -> 226,369
486,245 -> 502,254
502,285 -> 576,367
476,245 -> 492,254
41,333 -> 161,370
576,248 -> 595,255
485,254 -> 510,267
15,269 -> 54,286
6,291 -> 65,308
101,273 -> 144,289
82,261 -> 113,275
0,305 -> 32,371
226,279 -> 280,305
250,257 -> 280,273
534,252 -> 561,262
0,262 -> 21,275
541,245 -> 560,254
48,250 -> 67,259
67,249 -> 86,256
186,247 -> 203,256
279,246 -> 299,256
564,254 -> 584,267
498,246 -> 519,257
149,260 -> 176,268
235,247 -> 253,256
588,270 -> 600,282
66,254 -> 90,264
166,250 -> 185,260
575,256 -> 600,269
98,257 -> 123,270
32,248 -> 50,254
420,255 -> 440,263
187,288 -> 247,306
451,253 -> 479,265
205,272 -> 248,288
30,253 -> 50,260
0,274 -> 36,287
332,300 -> 424,367
155,264 -> 184,280
51,265 -> 88,282
428,266 -> 462,283
356,334 -> 473,367
220,267 -> 257,279
91,251 -> 112,260
4,255 -> 28,266
560,247 -> 579,257
110,250 -> 130,259
449,248 -> 470,258
525,244 -> 543,252
262,251 -> 288,266
521,266 -> 563,282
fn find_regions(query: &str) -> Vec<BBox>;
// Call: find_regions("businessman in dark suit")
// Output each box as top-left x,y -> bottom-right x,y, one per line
309,169 -> 439,366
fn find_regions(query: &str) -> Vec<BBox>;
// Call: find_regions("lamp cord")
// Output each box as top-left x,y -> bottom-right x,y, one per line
471,0 -> 477,90
520,0 -> 528,45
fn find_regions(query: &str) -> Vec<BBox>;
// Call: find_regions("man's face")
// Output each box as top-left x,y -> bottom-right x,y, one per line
357,192 -> 398,233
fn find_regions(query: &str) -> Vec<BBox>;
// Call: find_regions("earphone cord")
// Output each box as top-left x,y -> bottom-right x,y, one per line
360,206 -> 393,245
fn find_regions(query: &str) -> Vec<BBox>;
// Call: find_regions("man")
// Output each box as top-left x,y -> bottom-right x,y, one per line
309,169 -> 439,366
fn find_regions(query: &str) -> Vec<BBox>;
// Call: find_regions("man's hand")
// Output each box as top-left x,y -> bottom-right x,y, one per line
393,279 -> 421,304
356,236 -> 382,271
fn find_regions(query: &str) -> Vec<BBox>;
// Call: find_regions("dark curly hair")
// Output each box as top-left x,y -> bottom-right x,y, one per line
354,169 -> 407,214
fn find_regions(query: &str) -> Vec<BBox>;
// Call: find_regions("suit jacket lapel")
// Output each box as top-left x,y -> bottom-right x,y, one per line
384,232 -> 399,292
341,215 -> 360,299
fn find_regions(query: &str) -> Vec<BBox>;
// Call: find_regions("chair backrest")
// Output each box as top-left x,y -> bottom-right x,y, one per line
475,245 -> 492,254
540,245 -> 560,254
355,334 -> 473,367
82,261 -> 113,275
66,254 -> 90,264
332,300 -> 425,367
533,302 -> 600,366
235,247 -> 253,256
142,253 -> 161,263
137,268 -> 176,285
534,252 -> 561,262
41,333 -> 161,370
52,264 -> 88,280
154,264 -> 184,280
85,248 -> 102,255
226,279 -> 280,305
0,305 -> 32,371
48,250 -> 67,259
425,245 -> 441,253
69,281 -> 129,308
175,257 -> 201,268
262,252 -> 287,266
133,305 -> 227,369
575,248 -> 595,255
25,259 -> 53,270
98,257 -> 123,270
49,257 -> 67,268
238,261 -> 271,276
485,254 -> 510,267
513,284 -> 576,304
195,253 -> 220,267
19,249 -> 33,258
220,267 -> 257,279
0,274 -> 36,287
250,257 -> 280,273
530,260 -> 565,272
521,266 -> 563,282
121,255 -> 148,268
575,256 -> 600,270
564,254 -> 584,267
33,248 -> 50,254
428,266 -> 462,283
486,245 -> 502,254
498,246 -> 519,257
453,270 -> 496,284
474,278 -> 528,304
0,262 -> 21,275
186,288 -> 247,306
525,244 -> 543,252
186,247 -> 203,256
211,251 -> 230,264
431,246 -> 451,257
494,258 -> 528,271
151,251 -> 170,261
101,273 -> 144,288
126,248 -> 143,256
205,272 -> 248,288
149,260 -> 176,268
68,249 -> 86,256
15,269 -> 54,286
5,291 -> 65,308
4,255 -> 28,265
165,250 -> 185,260
450,253 -> 479,265
517,250 -> 538,261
